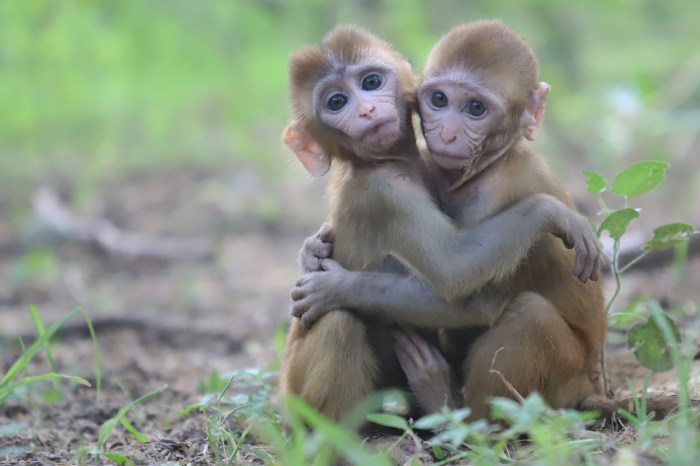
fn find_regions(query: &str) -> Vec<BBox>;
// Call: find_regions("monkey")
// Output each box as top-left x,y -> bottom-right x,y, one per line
282,24 -> 602,422
290,21 -> 608,421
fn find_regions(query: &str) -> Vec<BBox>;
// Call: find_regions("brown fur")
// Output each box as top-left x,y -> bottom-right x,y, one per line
288,26 -> 416,165
281,25 -> 425,422
283,23 -> 605,423
424,20 -> 538,107
419,21 -> 606,420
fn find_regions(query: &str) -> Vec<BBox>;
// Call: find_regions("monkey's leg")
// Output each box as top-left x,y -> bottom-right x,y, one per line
281,311 -> 379,422
461,291 -> 598,420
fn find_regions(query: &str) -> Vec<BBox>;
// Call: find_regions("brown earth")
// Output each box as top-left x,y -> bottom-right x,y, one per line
0,166 -> 698,465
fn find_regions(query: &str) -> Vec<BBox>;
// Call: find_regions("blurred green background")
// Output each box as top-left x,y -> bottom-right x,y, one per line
2,0 -> 699,199
1,3 -> 700,443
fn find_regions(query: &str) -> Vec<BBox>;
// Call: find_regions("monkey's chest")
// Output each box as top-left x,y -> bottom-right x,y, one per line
332,229 -> 387,272
439,172 -> 504,225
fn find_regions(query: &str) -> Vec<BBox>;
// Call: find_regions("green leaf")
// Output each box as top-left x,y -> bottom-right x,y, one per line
120,418 -> 148,443
583,170 -> 607,194
644,223 -> 695,251
608,295 -> 649,328
366,413 -> 409,430
93,452 -> 134,466
611,160 -> 670,197
627,314 -> 681,372
98,385 -> 167,448
431,444 -> 445,460
598,208 -> 640,241
284,395 -> 393,466
412,412 -> 449,430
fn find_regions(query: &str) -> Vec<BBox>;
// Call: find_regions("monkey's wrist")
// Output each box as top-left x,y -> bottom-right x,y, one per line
333,271 -> 364,309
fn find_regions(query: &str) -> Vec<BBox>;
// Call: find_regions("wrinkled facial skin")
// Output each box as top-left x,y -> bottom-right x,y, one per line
315,63 -> 404,156
418,75 -> 508,171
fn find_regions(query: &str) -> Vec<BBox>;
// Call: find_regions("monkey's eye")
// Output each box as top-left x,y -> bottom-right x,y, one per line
466,99 -> 487,117
327,93 -> 348,111
430,91 -> 448,108
361,74 -> 383,91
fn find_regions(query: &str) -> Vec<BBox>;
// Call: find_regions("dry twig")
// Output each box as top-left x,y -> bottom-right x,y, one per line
32,187 -> 215,261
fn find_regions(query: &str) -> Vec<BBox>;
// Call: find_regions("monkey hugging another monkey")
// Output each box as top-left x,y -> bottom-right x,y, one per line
281,21 -> 609,424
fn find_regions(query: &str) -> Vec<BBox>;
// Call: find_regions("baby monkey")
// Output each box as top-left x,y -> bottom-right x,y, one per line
284,24 -> 602,422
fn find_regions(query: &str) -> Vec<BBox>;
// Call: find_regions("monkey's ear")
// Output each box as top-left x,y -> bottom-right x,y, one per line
522,82 -> 550,141
282,123 -> 331,177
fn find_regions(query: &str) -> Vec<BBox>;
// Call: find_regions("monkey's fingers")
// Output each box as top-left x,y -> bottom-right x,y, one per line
590,253 -> 601,282
290,299 -> 309,317
302,236 -> 333,262
394,333 -> 419,373
290,284 -> 307,301
300,305 -> 333,329
318,222 -> 336,243
427,342 -> 450,372
563,229 -> 576,250
294,275 -> 310,287
403,330 -> 434,363
579,243 -> 599,283
320,259 -> 345,272
572,232 -> 592,282
576,231 -> 603,283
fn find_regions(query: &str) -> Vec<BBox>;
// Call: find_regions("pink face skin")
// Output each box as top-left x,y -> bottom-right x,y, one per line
417,73 -> 508,171
315,61 -> 404,157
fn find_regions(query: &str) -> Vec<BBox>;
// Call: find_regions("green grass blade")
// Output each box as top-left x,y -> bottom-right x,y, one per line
120,418 -> 148,443
98,385 -> 167,448
28,305 -> 58,373
286,395 -> 392,466
27,305 -> 62,396
79,308 -> 102,400
0,308 -> 81,388
91,451 -> 134,466
0,373 -> 90,401
205,426 -> 223,466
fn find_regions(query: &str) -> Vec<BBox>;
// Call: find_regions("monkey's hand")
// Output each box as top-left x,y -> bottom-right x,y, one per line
394,330 -> 458,413
298,223 -> 335,274
290,259 -> 350,329
543,197 -> 602,283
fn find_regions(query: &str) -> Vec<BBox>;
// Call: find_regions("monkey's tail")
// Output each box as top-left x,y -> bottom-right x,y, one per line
579,394 -> 697,427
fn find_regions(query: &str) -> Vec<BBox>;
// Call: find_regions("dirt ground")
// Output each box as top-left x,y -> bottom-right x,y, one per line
1,166 -> 698,465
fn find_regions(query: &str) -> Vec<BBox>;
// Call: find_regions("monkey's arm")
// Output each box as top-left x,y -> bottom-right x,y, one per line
376,175 -> 600,301
290,260 -> 503,329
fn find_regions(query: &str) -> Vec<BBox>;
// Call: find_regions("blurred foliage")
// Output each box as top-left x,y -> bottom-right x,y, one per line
1,0 -> 699,190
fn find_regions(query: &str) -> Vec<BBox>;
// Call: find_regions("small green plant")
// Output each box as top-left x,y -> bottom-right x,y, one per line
0,307 -> 99,403
190,365 -> 402,465
368,394 -> 599,465
96,385 -> 168,450
584,160 -> 695,390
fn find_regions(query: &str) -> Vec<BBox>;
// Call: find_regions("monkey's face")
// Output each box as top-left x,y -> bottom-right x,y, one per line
418,73 -> 513,172
315,64 -> 404,157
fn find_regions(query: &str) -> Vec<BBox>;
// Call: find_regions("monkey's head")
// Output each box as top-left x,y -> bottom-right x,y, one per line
283,25 -> 416,177
418,20 -> 549,178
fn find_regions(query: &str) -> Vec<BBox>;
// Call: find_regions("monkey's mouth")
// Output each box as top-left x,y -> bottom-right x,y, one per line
430,149 -> 464,160
360,118 -> 399,140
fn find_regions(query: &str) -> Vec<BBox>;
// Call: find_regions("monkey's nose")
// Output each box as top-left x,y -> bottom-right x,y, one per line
359,104 -> 376,118
440,130 -> 457,144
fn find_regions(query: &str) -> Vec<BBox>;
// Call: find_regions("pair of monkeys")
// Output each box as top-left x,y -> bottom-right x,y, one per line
281,21 -> 607,423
